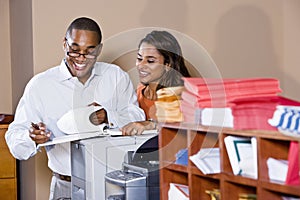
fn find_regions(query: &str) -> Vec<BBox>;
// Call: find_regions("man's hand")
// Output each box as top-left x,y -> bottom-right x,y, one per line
88,102 -> 108,125
89,109 -> 108,125
29,122 -> 51,144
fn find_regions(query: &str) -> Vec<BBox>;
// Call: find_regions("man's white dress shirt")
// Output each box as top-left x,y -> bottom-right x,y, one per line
5,60 -> 145,176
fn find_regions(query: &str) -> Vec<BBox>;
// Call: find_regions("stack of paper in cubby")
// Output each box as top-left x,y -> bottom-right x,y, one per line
266,157 -> 288,183
189,148 -> 220,174
180,77 -> 285,130
168,183 -> 189,200
224,135 -> 258,179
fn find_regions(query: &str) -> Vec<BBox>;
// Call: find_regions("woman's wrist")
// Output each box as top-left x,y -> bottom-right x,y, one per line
147,118 -> 157,130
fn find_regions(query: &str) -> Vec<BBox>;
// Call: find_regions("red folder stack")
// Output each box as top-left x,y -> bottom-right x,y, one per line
181,77 -> 289,130
231,96 -> 300,130
182,77 -> 281,107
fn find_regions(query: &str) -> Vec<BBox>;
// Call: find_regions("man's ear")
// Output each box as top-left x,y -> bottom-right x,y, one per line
63,38 -> 67,51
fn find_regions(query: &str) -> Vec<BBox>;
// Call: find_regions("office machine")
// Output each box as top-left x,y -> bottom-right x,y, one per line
105,135 -> 160,200
71,134 -> 157,200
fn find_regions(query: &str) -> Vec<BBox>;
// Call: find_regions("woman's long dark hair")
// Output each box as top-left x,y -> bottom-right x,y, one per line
138,30 -> 191,91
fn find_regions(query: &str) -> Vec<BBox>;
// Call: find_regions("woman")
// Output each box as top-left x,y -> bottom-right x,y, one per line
121,30 -> 191,135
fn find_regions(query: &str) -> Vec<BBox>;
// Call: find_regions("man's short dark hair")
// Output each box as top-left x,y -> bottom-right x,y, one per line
66,17 -> 102,44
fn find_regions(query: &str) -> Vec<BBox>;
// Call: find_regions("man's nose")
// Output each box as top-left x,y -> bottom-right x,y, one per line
76,53 -> 87,61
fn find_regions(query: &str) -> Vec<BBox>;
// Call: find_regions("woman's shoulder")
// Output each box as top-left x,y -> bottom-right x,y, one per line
137,84 -> 146,92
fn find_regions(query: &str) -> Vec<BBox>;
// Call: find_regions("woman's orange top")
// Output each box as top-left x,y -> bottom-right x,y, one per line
136,84 -> 157,120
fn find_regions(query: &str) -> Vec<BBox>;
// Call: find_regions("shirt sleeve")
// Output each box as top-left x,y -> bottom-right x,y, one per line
96,66 -> 145,128
5,79 -> 40,160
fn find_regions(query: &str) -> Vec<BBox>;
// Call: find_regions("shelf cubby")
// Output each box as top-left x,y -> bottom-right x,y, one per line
159,122 -> 300,200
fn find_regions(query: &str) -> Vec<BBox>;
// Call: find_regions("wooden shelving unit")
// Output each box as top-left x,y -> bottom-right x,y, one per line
0,124 -> 17,200
159,122 -> 300,200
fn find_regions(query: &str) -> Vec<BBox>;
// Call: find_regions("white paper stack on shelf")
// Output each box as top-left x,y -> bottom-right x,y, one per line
189,148 -> 220,174
267,157 -> 288,183
224,136 -> 257,179
282,196 -> 300,200
180,91 -> 234,128
168,183 -> 189,200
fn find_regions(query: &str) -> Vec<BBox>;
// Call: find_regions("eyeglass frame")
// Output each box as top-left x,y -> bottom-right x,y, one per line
64,38 -> 100,59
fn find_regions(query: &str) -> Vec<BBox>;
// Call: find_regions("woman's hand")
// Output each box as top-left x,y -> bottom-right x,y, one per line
120,120 -> 156,136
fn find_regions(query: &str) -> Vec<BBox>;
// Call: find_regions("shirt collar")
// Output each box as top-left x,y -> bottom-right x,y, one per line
58,60 -> 73,82
58,59 -> 100,83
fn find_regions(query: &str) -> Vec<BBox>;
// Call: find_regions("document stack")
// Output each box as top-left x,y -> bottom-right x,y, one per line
266,157 -> 288,183
168,183 -> 189,200
224,136 -> 257,179
180,77 -> 291,130
189,148 -> 220,174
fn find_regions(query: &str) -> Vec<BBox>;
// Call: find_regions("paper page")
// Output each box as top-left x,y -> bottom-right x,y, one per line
235,140 -> 253,176
105,128 -> 158,136
251,137 -> 258,179
37,128 -> 158,148
168,183 -> 189,200
224,136 -> 252,176
267,157 -> 288,183
36,131 -> 106,148
190,148 -> 220,174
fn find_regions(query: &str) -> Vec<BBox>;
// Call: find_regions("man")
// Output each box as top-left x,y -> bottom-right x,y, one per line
5,17 -> 145,199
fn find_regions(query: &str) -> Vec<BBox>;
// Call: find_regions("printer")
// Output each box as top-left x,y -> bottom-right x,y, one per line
71,134 -> 157,200
105,135 -> 160,200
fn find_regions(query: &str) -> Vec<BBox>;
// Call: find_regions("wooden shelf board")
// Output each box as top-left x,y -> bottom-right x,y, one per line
260,181 -> 300,196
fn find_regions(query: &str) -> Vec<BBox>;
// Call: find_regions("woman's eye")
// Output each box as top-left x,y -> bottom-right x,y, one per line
147,60 -> 155,63
137,57 -> 142,62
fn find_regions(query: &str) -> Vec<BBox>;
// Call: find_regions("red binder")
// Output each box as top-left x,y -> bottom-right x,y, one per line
285,141 -> 300,185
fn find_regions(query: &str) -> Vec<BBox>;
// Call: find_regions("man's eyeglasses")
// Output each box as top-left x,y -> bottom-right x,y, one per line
65,39 -> 98,59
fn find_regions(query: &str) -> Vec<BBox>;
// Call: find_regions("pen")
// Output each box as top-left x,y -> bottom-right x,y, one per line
31,122 -> 40,130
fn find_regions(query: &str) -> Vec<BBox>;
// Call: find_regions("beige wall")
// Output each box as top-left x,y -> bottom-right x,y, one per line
283,0 -> 300,101
2,0 -> 300,199
0,0 -> 12,113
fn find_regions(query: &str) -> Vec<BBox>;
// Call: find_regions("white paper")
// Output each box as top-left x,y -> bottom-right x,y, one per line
224,136 -> 257,178
267,157 -> 288,183
168,183 -> 189,200
189,148 -> 220,174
